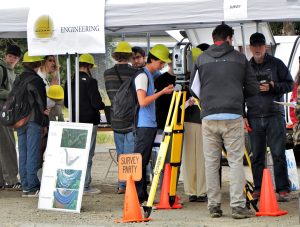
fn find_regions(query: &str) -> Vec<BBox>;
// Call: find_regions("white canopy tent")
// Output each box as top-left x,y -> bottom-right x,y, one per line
0,0 -> 299,38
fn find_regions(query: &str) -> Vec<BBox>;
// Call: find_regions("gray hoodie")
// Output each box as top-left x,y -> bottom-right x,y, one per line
190,42 -> 259,119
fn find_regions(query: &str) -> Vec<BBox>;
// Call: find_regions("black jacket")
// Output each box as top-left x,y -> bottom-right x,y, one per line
64,71 -> 105,125
246,54 -> 294,118
190,42 -> 259,119
20,68 -> 48,126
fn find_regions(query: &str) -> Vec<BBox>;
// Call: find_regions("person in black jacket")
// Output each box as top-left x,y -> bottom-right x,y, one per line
64,54 -> 105,195
245,32 -> 294,202
17,52 -> 47,197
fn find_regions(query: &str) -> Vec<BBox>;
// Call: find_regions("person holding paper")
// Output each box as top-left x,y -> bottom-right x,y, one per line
190,24 -> 259,219
182,46 -> 207,203
245,32 -> 293,202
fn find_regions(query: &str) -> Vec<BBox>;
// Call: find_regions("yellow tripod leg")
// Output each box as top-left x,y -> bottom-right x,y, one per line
143,90 -> 180,218
169,90 -> 186,206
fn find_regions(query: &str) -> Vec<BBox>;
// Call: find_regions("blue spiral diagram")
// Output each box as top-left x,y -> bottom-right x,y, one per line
56,169 -> 81,189
53,189 -> 78,210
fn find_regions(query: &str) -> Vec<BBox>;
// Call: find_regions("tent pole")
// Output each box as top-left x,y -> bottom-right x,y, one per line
240,23 -> 246,54
75,53 -> 80,123
146,32 -> 151,54
66,53 -> 72,122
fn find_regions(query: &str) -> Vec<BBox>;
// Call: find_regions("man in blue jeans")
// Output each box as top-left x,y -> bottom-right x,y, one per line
245,32 -> 294,202
104,41 -> 136,194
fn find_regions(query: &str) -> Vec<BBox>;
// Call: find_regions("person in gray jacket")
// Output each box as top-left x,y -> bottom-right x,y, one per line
190,24 -> 259,219
0,45 -> 22,190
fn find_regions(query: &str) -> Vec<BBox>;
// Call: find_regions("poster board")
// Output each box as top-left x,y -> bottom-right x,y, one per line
27,0 -> 105,55
38,121 -> 93,213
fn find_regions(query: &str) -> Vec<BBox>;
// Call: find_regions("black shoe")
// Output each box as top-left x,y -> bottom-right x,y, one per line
189,195 -> 197,202
232,206 -> 255,219
197,195 -> 208,202
209,206 -> 223,218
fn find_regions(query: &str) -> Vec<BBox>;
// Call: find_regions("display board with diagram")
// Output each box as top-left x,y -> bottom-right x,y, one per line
38,121 -> 93,213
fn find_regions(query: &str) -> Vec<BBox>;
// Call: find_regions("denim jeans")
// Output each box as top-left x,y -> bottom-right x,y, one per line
134,127 -> 157,202
114,131 -> 134,189
248,115 -> 290,192
17,121 -> 42,192
84,125 -> 97,189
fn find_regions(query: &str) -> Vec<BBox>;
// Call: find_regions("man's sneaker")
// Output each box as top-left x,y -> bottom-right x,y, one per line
83,187 -> 101,195
117,188 -> 125,194
197,195 -> 208,202
232,206 -> 255,219
209,206 -> 223,218
189,195 -> 197,202
22,190 -> 39,198
5,182 -> 22,191
278,191 -> 290,202
251,191 -> 260,200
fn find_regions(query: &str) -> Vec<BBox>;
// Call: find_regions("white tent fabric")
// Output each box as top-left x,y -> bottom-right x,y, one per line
0,0 -> 300,37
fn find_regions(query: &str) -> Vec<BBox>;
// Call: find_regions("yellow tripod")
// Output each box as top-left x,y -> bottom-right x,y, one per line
143,85 -> 186,218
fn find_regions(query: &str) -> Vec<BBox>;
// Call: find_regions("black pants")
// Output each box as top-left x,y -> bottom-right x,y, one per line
134,127 -> 157,203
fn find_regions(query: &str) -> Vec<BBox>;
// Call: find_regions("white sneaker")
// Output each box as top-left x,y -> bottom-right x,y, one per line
83,187 -> 101,195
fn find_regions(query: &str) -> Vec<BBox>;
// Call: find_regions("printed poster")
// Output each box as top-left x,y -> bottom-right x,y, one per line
38,121 -> 93,213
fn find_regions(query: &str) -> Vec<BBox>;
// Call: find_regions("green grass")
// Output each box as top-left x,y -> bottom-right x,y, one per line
62,107 -> 114,145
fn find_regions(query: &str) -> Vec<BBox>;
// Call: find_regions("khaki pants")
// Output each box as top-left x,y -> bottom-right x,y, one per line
182,122 -> 206,196
202,117 -> 246,208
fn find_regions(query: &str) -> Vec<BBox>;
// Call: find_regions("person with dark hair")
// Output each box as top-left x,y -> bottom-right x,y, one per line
104,41 -> 136,194
17,52 -> 48,197
190,24 -> 259,219
0,44 -> 22,190
246,32 -> 293,202
197,43 -> 210,51
64,54 -> 105,195
134,44 -> 174,204
132,46 -> 146,69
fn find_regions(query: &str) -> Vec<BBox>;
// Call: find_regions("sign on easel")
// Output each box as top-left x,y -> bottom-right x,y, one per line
118,154 -> 142,181
38,121 -> 93,213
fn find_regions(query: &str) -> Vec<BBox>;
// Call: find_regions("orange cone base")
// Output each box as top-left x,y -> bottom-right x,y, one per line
256,210 -> 288,217
155,195 -> 183,209
115,218 -> 151,223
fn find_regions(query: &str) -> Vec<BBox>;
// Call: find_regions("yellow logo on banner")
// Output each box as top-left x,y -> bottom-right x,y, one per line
118,153 -> 142,181
34,15 -> 54,38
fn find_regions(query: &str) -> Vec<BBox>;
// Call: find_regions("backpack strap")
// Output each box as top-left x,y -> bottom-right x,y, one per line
0,65 -> 8,89
114,65 -> 123,85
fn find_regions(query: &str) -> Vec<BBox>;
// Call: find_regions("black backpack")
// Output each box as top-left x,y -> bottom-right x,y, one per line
0,65 -> 8,89
0,74 -> 38,129
110,68 -> 141,133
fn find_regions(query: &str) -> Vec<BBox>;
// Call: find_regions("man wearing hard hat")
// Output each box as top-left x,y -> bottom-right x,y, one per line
133,44 -> 174,204
64,53 -> 105,195
104,41 -> 136,194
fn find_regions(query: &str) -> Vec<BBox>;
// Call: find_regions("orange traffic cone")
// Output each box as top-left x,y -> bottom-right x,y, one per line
256,168 -> 288,216
155,163 -> 182,209
115,175 -> 151,223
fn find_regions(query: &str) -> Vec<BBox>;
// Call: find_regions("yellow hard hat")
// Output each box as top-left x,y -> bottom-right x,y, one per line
79,54 -> 97,68
149,44 -> 171,63
47,85 -> 64,100
114,41 -> 132,53
23,52 -> 44,63
191,47 -> 203,63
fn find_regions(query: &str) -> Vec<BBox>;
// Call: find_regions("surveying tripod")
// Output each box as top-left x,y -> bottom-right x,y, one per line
143,84 -> 187,218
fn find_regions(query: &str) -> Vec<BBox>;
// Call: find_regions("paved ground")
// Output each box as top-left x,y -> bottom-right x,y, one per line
0,144 -> 300,227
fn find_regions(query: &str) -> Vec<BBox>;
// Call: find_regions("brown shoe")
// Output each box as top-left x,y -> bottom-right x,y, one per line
117,188 -> 125,194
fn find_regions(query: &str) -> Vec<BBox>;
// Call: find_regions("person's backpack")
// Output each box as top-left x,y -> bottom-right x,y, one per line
110,68 -> 141,133
0,74 -> 38,129
0,65 -> 8,89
